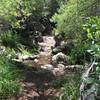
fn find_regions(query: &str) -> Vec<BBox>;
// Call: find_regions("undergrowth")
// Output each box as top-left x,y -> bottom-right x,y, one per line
53,74 -> 81,100
0,51 -> 21,99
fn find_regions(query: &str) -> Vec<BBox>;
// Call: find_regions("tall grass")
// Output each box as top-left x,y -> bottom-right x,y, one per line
0,31 -> 20,50
0,53 -> 21,99
53,74 -> 80,100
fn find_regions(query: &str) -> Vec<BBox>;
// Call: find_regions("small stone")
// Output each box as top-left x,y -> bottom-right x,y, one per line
41,66 -> 47,69
53,68 -> 65,76
34,59 -> 39,63
45,64 -> 53,70
57,64 -> 65,68
32,55 -> 40,59
22,55 -> 29,60
41,64 -> 53,70
52,46 -> 62,54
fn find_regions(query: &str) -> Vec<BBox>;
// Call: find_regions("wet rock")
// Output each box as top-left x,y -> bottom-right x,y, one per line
60,41 -> 68,46
65,65 -> 81,73
33,59 -> 39,63
39,36 -> 55,53
53,68 -> 65,76
65,65 -> 81,69
57,64 -> 65,69
52,52 -> 69,65
52,40 -> 74,54
41,66 -> 47,69
28,55 -> 40,60
16,53 -> 23,60
52,46 -> 62,54
16,53 -> 39,61
0,46 -> 5,54
22,55 -> 29,60
41,64 -> 53,70
45,64 -> 53,70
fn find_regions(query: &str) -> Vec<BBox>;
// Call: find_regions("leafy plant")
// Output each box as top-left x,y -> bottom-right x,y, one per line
0,53 -> 21,99
70,43 -> 89,64
52,0 -> 96,40
0,31 -> 20,49
79,17 -> 100,99
53,74 -> 80,100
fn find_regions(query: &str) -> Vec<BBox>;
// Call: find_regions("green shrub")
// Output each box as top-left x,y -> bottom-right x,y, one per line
53,74 -> 80,100
52,0 -> 96,40
79,16 -> 100,99
0,31 -> 20,49
61,75 -> 80,100
0,54 -> 21,99
70,43 -> 89,64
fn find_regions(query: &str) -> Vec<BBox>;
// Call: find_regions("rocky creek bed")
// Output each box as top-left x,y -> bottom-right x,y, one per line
12,36 -> 81,100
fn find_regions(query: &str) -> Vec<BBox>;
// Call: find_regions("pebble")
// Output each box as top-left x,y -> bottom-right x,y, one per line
57,64 -> 65,69
34,59 -> 39,63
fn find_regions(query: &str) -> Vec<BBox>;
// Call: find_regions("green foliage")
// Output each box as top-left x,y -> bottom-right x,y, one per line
82,17 -> 100,42
0,0 -> 41,22
0,0 -> 62,25
82,17 -> 100,59
53,76 -> 69,88
53,74 -> 80,100
52,0 -> 97,39
70,43 -> 89,64
81,16 -> 100,99
0,53 -> 21,99
0,31 -> 20,49
52,0 -> 100,66
52,0 -> 79,39
61,75 -> 80,100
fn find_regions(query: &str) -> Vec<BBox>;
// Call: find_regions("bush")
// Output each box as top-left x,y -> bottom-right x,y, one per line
53,74 -> 80,100
78,16 -> 100,99
0,31 -> 20,49
52,0 -> 99,65
52,0 -> 96,40
70,43 -> 89,64
0,54 -> 21,99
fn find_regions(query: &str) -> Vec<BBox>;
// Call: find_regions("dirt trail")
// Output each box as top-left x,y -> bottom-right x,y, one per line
16,36 -> 60,100
38,36 -> 55,65
14,36 -> 80,100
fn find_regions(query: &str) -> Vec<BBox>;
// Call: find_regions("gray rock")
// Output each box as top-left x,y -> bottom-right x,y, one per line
22,55 -> 29,60
29,55 -> 40,60
57,64 -> 65,69
52,46 -> 62,54
46,64 -> 53,70
16,53 -> 23,60
0,46 -> 5,54
52,52 -> 69,65
53,68 -> 65,76
34,59 -> 39,63
41,64 -> 53,70
16,53 -> 39,61
60,41 -> 68,47
41,66 -> 47,69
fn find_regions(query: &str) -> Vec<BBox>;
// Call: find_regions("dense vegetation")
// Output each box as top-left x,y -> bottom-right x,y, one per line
0,0 -> 100,99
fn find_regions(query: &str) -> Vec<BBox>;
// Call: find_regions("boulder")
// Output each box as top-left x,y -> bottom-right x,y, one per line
52,52 -> 69,65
